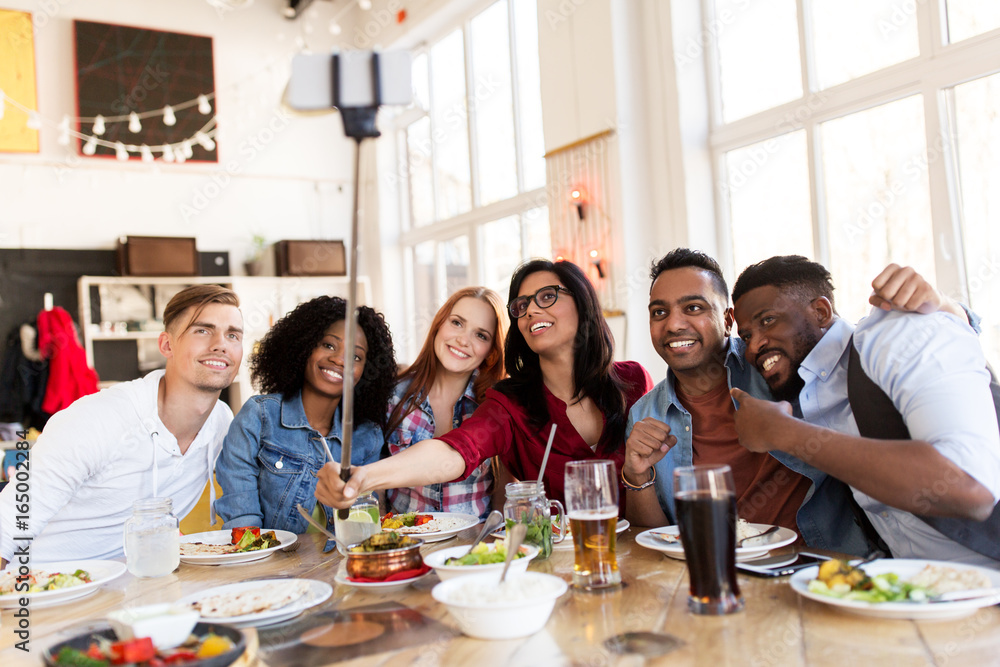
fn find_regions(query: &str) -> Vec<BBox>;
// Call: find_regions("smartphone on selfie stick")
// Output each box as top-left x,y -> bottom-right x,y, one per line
287,50 -> 411,517
736,552 -> 831,578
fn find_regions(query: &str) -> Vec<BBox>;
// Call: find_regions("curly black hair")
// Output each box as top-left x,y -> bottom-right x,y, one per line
250,296 -> 397,432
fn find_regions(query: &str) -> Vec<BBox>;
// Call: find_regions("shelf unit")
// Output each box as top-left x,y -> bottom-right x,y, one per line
78,275 -> 372,411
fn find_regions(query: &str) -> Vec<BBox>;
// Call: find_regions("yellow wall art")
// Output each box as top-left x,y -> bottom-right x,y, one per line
0,9 -> 39,153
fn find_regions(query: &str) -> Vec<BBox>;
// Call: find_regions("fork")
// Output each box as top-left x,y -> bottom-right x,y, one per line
736,525 -> 780,547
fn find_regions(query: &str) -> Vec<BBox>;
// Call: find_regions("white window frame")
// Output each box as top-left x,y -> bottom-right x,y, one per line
385,0 -> 548,361
705,0 -> 1000,304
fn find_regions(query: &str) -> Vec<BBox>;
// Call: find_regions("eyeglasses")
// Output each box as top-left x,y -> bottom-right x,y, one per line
508,285 -> 573,319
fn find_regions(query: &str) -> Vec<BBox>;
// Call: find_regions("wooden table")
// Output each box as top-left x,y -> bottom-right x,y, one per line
3,527 -> 1000,666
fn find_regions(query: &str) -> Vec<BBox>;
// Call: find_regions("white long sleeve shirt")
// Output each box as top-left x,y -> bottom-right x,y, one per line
797,309 -> 1000,567
0,370 -> 233,562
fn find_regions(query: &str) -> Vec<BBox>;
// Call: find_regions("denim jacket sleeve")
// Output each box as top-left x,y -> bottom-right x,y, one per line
215,398 -> 266,528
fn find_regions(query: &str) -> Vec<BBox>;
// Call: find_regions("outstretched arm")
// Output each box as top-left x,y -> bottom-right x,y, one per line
316,438 -> 467,509
730,388 -> 995,520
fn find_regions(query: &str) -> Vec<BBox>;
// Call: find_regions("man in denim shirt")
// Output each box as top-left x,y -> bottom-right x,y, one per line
623,249 -> 870,554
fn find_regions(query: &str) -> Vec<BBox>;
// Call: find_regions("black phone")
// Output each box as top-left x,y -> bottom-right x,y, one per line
736,552 -> 830,578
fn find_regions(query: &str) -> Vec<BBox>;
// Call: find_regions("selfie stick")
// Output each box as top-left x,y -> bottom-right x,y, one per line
331,53 -> 384,520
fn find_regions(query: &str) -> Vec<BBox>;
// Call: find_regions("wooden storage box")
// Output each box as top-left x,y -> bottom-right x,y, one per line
274,240 -> 346,276
117,236 -> 199,276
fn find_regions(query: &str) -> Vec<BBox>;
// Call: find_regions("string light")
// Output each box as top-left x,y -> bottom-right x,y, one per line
195,131 -> 216,151
359,0 -> 372,10
328,21 -> 342,35
57,116 -> 70,146
0,81 -> 231,163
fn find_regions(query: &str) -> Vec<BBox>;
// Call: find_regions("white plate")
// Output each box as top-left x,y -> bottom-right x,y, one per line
177,578 -> 331,628
383,512 -> 479,543
334,568 -> 432,594
179,529 -> 297,565
0,560 -> 127,609
635,523 -> 797,562
790,559 -> 1000,621
491,518 -> 630,550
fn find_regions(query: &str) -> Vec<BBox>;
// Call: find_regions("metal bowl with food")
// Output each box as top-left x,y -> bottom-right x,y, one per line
345,532 -> 425,580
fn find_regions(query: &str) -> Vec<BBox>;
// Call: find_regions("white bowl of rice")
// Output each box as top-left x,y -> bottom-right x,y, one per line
431,571 -> 568,639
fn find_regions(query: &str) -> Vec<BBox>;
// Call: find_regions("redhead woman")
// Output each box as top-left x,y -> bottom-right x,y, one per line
316,260 -> 653,514
215,296 -> 396,533
385,287 -> 506,520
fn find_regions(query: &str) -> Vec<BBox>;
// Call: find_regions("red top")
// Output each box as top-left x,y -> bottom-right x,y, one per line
439,361 -> 653,513
679,380 -> 810,535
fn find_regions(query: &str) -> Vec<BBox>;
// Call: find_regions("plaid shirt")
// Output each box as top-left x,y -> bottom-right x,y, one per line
385,375 -> 493,520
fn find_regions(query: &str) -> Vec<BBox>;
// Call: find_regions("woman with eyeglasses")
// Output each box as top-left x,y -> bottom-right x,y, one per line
316,259 -> 653,513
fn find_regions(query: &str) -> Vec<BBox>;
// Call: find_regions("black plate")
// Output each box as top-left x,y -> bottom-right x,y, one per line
43,622 -> 246,667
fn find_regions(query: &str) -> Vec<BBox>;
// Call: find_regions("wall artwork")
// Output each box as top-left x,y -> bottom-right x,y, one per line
0,9 -> 40,153
73,20 -> 218,162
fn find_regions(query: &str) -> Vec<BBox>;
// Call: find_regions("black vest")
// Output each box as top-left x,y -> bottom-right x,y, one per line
847,338 -> 1000,561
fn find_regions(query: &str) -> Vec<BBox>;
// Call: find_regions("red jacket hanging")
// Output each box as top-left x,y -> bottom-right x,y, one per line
37,306 -> 99,414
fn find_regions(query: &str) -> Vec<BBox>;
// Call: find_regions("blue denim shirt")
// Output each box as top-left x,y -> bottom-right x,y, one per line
626,337 -> 869,556
215,391 -> 383,533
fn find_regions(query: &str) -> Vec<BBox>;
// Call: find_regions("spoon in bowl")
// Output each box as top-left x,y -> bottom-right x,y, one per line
499,523 -> 527,584
457,510 -> 505,560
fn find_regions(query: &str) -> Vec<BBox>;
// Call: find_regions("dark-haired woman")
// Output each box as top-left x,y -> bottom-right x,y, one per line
216,296 -> 396,533
385,286 -> 507,520
316,260 -> 652,514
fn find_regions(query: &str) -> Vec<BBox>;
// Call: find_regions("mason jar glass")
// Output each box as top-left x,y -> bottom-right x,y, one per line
503,481 -> 566,559
123,497 -> 180,578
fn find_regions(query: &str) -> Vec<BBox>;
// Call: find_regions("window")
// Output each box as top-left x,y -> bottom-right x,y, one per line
390,0 -> 548,360
707,0 -> 1000,365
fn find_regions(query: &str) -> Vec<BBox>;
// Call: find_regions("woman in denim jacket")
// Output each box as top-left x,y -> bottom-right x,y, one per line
385,287 -> 506,520
216,296 -> 396,533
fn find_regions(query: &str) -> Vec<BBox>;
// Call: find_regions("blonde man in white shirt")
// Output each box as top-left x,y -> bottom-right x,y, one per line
0,285 -> 243,566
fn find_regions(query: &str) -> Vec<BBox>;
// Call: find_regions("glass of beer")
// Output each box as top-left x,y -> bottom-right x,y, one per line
564,460 -> 620,589
673,464 -> 744,615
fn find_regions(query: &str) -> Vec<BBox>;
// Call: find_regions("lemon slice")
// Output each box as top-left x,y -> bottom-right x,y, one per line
348,508 -> 375,523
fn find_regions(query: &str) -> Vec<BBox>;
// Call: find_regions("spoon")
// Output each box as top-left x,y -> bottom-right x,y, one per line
499,523 -> 527,584
736,525 -> 780,547
457,510 -> 505,559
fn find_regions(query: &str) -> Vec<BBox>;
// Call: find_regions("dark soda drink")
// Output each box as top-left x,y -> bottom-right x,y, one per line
675,489 -> 743,614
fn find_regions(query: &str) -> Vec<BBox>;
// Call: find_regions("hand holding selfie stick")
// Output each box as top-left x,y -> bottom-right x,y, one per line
289,50 -> 411,519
